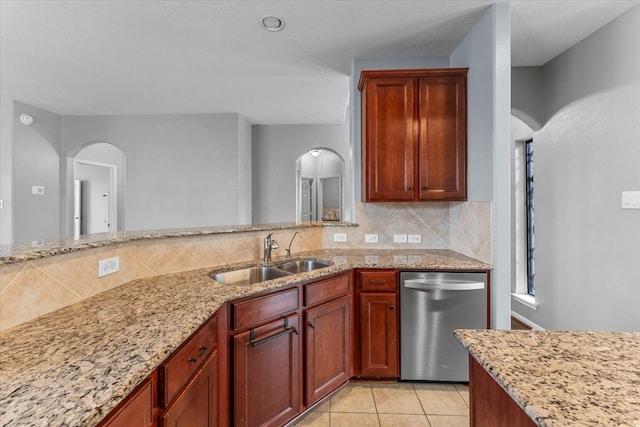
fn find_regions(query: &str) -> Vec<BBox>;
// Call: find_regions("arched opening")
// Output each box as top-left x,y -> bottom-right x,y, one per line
70,142 -> 126,237
295,148 -> 344,223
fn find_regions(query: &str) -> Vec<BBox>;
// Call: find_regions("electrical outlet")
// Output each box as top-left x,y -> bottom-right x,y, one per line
333,233 -> 347,242
98,256 -> 120,277
394,255 -> 408,263
408,234 -> 422,243
365,255 -> 379,264
393,234 -> 408,243
333,256 -> 347,264
365,234 -> 378,243
408,255 -> 422,264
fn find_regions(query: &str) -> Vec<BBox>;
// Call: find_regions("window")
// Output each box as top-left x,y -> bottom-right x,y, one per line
524,140 -> 535,296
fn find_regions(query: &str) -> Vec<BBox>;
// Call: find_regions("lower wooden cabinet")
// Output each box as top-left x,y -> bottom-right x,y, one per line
98,373 -> 157,427
159,351 -> 218,427
233,314 -> 301,427
359,293 -> 398,377
469,357 -> 536,427
356,270 -> 399,378
100,270 -> 404,427
304,295 -> 350,406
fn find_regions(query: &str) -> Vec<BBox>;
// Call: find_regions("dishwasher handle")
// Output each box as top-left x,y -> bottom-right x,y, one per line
403,278 -> 485,291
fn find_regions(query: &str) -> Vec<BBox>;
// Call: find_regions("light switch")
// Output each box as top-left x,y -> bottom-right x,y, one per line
333,233 -> 347,242
622,191 -> 640,209
32,186 -> 45,195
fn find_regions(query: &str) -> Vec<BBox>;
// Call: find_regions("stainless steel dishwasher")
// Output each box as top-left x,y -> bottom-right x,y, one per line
400,271 -> 487,382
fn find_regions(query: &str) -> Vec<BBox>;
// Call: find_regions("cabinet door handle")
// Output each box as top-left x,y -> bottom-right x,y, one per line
250,327 -> 298,347
308,321 -> 316,329
390,305 -> 395,311
421,186 -> 428,190
188,346 -> 208,363
407,186 -> 413,191
370,279 -> 387,285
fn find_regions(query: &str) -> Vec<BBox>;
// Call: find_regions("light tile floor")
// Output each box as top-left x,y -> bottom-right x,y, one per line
294,382 -> 469,427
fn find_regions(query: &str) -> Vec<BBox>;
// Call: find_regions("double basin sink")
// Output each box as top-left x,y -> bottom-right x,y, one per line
211,258 -> 334,286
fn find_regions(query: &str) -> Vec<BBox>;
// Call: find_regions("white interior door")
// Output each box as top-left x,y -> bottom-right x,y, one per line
74,161 -> 116,234
301,178 -> 313,221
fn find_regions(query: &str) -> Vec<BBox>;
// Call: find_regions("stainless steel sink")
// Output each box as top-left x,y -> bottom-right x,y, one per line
212,266 -> 292,286
211,258 -> 334,286
275,258 -> 334,274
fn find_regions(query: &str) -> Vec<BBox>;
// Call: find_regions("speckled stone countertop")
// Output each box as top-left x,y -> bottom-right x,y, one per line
455,329 -> 640,427
0,221 -> 356,265
0,249 -> 490,426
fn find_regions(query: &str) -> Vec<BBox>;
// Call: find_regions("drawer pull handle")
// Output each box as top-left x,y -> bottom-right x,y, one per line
390,305 -> 395,311
250,327 -> 298,347
370,280 -> 387,285
308,322 -> 316,329
188,346 -> 208,363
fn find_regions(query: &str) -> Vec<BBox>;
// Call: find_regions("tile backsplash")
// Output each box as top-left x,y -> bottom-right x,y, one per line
0,228 -> 322,331
1,202 -> 491,332
323,201 -> 492,263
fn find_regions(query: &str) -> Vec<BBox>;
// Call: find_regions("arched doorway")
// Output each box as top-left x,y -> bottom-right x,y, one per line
72,142 -> 125,237
296,148 -> 344,222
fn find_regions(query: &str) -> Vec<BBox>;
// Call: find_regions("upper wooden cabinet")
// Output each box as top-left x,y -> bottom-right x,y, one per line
358,68 -> 468,202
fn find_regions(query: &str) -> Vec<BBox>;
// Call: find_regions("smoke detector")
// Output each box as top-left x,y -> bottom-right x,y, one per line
261,16 -> 285,32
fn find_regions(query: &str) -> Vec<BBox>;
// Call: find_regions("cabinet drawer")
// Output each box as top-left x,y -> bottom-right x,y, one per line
304,273 -> 349,307
232,287 -> 299,330
159,315 -> 217,406
358,270 -> 397,291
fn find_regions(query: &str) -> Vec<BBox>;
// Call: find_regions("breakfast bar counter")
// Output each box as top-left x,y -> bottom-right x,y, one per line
454,329 -> 640,427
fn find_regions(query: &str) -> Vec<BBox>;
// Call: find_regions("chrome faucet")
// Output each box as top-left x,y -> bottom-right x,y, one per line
264,233 -> 279,263
285,232 -> 299,258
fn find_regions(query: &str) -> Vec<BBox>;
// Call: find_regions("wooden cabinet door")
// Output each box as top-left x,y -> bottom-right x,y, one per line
159,351 -> 218,427
99,375 -> 155,427
361,76 -> 416,202
469,357 -> 536,427
359,293 -> 398,377
233,315 -> 301,427
305,296 -> 351,406
418,74 -> 467,200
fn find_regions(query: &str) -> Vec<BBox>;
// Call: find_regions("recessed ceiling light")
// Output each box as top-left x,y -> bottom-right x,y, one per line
261,16 -> 285,32
311,149 -> 321,157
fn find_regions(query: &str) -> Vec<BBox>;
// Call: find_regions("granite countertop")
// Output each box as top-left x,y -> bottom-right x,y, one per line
455,329 -> 640,427
0,249 -> 490,426
1,221 -> 359,265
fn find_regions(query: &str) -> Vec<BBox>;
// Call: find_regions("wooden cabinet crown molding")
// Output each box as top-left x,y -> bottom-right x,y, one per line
357,68 -> 469,91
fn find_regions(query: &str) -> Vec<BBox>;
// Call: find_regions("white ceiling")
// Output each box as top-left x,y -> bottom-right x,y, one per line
1,1 -> 637,124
